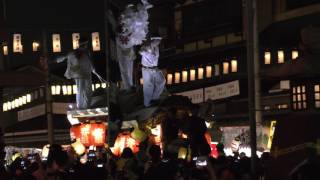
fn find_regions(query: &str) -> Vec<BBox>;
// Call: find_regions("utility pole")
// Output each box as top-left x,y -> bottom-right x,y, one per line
42,29 -> 54,144
244,0 -> 258,178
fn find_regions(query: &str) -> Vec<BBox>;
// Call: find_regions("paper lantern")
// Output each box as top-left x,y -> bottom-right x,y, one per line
198,67 -> 204,79
3,45 -> 8,55
51,86 -> 56,95
72,139 -> 86,155
52,34 -> 61,52
264,51 -> 271,64
73,85 -> 77,94
214,64 -> 220,76
72,33 -> 80,50
55,85 -> 61,95
190,69 -> 196,81
111,134 -> 139,156
13,34 -> 23,53
3,103 -> 7,112
26,94 -> 31,103
223,62 -> 229,74
140,78 -> 144,85
41,145 -> 50,160
131,127 -> 147,142
178,147 -> 188,159
32,42 -> 39,52
91,32 -> 101,51
277,50 -> 284,63
67,85 -> 72,95
62,85 -> 67,95
70,123 -> 106,147
231,59 -> 237,72
182,70 -> 188,82
206,65 -> 212,78
174,72 -> 180,84
167,74 -> 173,85
292,50 -> 299,60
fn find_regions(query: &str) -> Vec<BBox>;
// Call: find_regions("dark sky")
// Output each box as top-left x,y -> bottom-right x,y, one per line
1,0 -> 105,27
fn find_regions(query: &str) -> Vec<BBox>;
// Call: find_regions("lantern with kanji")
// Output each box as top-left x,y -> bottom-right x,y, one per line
70,123 -> 106,147
110,133 -> 139,156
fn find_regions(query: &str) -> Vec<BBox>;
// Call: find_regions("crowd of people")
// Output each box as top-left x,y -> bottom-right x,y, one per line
0,143 -> 278,180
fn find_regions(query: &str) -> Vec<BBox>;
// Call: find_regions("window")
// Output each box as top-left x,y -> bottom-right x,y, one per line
292,85 -> 307,110
314,85 -> 320,108
206,65 -> 212,78
182,70 -> 188,82
292,50 -> 299,60
174,72 -> 180,84
167,74 -> 173,85
277,50 -> 284,64
231,59 -> 238,72
190,69 -> 196,81
223,62 -> 229,74
214,64 -> 220,76
198,67 -> 204,79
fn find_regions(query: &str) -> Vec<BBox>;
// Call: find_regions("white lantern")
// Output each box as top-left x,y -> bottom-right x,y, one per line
182,70 -> 188,82
52,34 -> 61,52
231,59 -> 238,72
206,65 -> 212,78
18,97 -> 23,106
32,42 -> 40,52
15,99 -> 19,108
62,85 -> 67,95
11,100 -> 15,109
223,62 -> 229,74
95,83 -> 101,89
167,74 -> 173,85
198,67 -> 204,79
13,34 -> 23,53
292,50 -> 299,60
7,101 -> 11,110
55,85 -> 61,95
3,103 -> 7,112
72,33 -> 80,49
42,145 -> 50,160
51,86 -> 56,95
91,32 -> 101,51
264,51 -> 271,64
22,96 -> 27,105
190,69 -> 196,81
101,83 -> 107,88
277,50 -> 284,63
3,45 -> 8,55
73,85 -> 77,94
67,85 -> 72,95
174,72 -> 180,84
72,139 -> 86,155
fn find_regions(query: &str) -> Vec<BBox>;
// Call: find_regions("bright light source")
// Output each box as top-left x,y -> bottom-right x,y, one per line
277,50 -> 284,63
190,69 -> 196,81
174,72 -> 180,84
231,59 -> 237,72
264,51 -> 271,64
32,42 -> 40,52
198,67 -> 204,79
91,32 -> 101,51
52,34 -> 61,52
167,74 -> 173,85
73,85 -> 77,94
62,85 -> 67,95
182,70 -> 188,82
206,65 -> 212,78
72,33 -> 80,50
67,85 -> 72,95
292,50 -> 299,60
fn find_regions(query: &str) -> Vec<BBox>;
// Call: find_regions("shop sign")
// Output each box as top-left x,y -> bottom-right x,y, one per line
17,104 -> 45,122
175,88 -> 204,103
205,80 -> 240,101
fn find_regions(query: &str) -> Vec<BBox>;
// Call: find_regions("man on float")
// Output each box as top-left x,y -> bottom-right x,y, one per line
139,37 -> 165,107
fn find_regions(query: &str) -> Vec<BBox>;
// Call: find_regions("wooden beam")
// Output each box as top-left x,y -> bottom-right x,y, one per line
0,72 -> 45,87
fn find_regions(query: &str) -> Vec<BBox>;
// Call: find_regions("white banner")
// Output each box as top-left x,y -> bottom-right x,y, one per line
175,88 -> 204,104
17,104 -> 45,122
205,80 -> 240,101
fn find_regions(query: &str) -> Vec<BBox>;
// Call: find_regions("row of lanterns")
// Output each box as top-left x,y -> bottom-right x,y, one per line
264,49 -> 299,65
2,32 -> 101,55
164,59 -> 238,85
51,83 -> 107,96
2,94 -> 32,112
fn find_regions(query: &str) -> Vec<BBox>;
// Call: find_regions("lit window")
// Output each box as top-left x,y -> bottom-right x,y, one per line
264,51 -> 271,64
198,67 -> 204,79
223,62 -> 229,74
231,59 -> 238,72
277,50 -> 284,64
167,74 -> 173,85
214,64 -> 220,76
292,50 -> 299,60
292,85 -> 307,110
314,85 -> 320,108
182,70 -> 188,82
206,65 -> 212,78
52,34 -> 61,52
190,69 -> 196,81
32,42 -> 40,52
174,72 -> 180,84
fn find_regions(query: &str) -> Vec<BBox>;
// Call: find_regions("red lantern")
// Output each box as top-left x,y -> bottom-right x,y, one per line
70,123 -> 106,147
111,133 -> 139,156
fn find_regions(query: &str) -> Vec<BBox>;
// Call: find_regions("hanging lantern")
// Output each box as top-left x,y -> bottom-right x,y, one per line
292,50 -> 299,60
71,139 -> 86,156
52,34 -> 61,52
111,134 -> 139,156
231,59 -> 238,72
41,145 -> 50,160
7,101 -> 11,110
70,123 -> 106,147
13,34 -> 23,53
62,85 -> 67,95
277,50 -> 284,63
198,67 -> 204,79
73,85 -> 77,94
32,42 -> 40,52
72,33 -> 80,50
223,62 -> 229,74
190,69 -> 196,81
67,85 -> 72,95
178,147 -> 188,159
174,72 -> 180,84
55,85 -> 61,95
131,126 -> 147,142
3,45 -> 8,55
3,103 -> 7,112
167,73 -> 173,85
140,78 -> 144,85
206,65 -> 212,78
264,51 -> 271,64
51,86 -> 56,95
182,70 -> 188,82
91,32 -> 101,51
